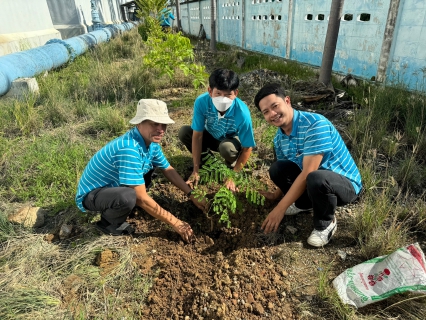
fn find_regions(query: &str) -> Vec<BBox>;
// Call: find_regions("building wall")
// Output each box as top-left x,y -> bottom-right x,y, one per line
387,0 -> 426,91
175,0 -> 426,91
0,0 -> 61,56
46,0 -> 90,39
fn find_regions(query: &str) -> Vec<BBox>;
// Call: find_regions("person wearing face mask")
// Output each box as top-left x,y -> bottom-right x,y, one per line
178,69 -> 256,191
76,99 -> 207,241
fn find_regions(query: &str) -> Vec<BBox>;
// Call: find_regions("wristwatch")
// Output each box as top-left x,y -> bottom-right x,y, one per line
186,189 -> 194,198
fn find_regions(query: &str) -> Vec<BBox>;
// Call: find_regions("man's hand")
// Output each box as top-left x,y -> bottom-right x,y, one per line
173,220 -> 195,243
190,194 -> 207,211
225,178 -> 238,192
261,208 -> 285,234
186,171 -> 200,189
259,188 -> 282,201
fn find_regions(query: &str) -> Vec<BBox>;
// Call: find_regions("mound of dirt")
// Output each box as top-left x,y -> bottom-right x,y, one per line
124,167 -> 361,320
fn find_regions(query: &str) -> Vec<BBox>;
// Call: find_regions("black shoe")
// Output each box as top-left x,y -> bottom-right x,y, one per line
95,221 -> 135,236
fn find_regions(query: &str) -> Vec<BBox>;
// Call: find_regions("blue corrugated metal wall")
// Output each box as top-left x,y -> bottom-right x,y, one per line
174,0 -> 426,91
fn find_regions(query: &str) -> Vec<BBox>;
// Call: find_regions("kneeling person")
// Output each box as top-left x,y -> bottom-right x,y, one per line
254,84 -> 362,247
75,99 -> 206,242
178,68 -> 256,191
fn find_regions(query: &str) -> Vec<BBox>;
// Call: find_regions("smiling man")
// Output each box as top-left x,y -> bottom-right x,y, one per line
76,99 -> 206,241
178,69 -> 256,191
254,83 -> 362,247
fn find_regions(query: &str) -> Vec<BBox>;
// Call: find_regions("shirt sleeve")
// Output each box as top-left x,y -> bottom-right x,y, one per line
237,115 -> 256,148
114,147 -> 146,186
152,145 -> 171,170
303,120 -> 333,155
191,96 -> 206,132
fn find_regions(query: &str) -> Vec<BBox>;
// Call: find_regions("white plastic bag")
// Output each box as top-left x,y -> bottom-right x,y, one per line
333,243 -> 426,308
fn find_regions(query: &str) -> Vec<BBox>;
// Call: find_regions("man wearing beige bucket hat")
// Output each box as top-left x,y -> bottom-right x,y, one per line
76,99 -> 206,242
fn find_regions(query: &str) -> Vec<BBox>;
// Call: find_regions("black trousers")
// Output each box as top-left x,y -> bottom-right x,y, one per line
269,160 -> 358,230
178,125 -> 241,165
82,169 -> 155,226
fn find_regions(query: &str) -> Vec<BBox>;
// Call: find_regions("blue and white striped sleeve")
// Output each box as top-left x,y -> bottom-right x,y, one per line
152,145 -> 170,170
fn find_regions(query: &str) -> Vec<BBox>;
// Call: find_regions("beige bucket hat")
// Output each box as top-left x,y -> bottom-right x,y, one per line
129,99 -> 175,124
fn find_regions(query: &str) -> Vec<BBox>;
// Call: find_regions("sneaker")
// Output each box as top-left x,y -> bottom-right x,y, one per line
307,218 -> 337,247
95,221 -> 135,236
285,203 -> 306,216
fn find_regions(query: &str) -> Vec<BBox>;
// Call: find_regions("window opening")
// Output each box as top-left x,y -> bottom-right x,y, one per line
343,14 -> 353,21
358,13 -> 371,21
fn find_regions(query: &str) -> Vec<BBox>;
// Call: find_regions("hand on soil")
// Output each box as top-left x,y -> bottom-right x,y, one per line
186,172 -> 200,188
173,220 -> 195,243
259,190 -> 280,201
261,208 -> 285,234
225,178 -> 238,192
191,194 -> 207,211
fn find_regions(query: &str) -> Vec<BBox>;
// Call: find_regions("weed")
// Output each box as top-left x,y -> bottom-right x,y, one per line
11,95 -> 39,136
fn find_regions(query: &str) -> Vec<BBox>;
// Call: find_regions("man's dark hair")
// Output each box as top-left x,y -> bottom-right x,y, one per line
254,83 -> 287,111
209,69 -> 239,91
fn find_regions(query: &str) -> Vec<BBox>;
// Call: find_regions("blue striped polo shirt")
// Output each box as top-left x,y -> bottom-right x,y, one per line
274,109 -> 362,194
191,92 -> 256,148
75,127 -> 170,212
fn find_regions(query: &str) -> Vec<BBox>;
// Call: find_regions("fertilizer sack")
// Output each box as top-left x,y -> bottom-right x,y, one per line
333,243 -> 426,308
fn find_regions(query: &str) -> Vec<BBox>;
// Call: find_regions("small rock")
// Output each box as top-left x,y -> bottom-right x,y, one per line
205,236 -> 214,245
267,301 -> 274,309
232,292 -> 239,299
216,251 -> 224,262
337,250 -> 347,260
265,290 -> 277,298
247,293 -> 255,304
184,316 -> 190,320
44,233 -> 56,242
8,206 -> 46,228
59,224 -> 73,240
253,302 -> 264,315
285,225 -> 298,234
231,299 -> 237,305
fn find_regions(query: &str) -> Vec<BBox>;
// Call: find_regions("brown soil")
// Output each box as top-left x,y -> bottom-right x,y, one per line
108,165 -> 364,320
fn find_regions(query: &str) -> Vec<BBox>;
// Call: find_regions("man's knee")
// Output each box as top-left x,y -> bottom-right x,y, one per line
269,161 -> 282,181
178,125 -> 192,143
218,140 -> 239,162
307,171 -> 328,193
116,188 -> 137,212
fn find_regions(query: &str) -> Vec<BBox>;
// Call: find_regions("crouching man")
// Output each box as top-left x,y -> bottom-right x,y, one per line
178,68 -> 256,191
75,99 -> 206,242
254,84 -> 362,247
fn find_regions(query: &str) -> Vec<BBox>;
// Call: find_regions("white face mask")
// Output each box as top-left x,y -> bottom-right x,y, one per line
212,96 -> 233,112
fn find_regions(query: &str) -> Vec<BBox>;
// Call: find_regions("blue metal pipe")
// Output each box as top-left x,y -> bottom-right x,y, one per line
0,22 -> 138,96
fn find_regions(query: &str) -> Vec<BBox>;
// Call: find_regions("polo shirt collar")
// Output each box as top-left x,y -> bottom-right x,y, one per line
289,109 -> 300,137
279,109 -> 299,137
